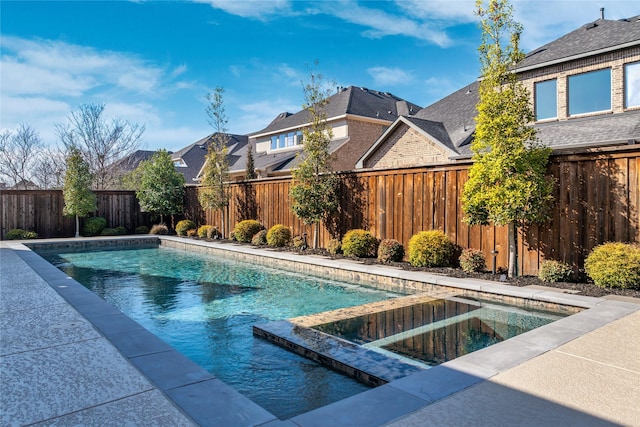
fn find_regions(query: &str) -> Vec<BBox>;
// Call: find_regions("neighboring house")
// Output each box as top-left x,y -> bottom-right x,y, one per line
224,86 -> 421,179
358,15 -> 640,169
9,179 -> 39,190
172,133 -> 248,185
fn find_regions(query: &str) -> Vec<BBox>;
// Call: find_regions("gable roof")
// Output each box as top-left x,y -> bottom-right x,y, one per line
517,16 -> 640,71
173,133 -> 248,184
112,150 -> 157,172
251,86 -> 421,136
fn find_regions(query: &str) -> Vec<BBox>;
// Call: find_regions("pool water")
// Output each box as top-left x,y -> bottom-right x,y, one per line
41,246 -> 400,419
314,296 -> 567,366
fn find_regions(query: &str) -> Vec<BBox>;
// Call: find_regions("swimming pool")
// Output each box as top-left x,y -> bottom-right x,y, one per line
40,245 -> 400,419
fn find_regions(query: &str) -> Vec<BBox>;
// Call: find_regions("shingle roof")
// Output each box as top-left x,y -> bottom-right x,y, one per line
251,86 -> 421,136
112,150 -> 157,172
173,133 -> 248,184
518,16 -> 640,70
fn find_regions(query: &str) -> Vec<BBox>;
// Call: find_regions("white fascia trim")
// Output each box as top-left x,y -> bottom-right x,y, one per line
250,114 -> 393,139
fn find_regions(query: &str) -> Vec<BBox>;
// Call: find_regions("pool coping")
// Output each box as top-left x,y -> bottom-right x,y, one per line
8,235 -> 640,427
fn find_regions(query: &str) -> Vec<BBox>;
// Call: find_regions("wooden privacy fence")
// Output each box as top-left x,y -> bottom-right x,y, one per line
197,146 -> 639,275
0,190 -> 152,239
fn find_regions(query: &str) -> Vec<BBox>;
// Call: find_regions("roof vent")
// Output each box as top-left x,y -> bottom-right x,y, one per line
465,86 -> 473,94
584,22 -> 598,30
600,7 -> 604,19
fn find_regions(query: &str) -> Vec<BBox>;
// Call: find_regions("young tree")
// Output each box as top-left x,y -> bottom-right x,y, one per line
199,87 -> 231,237
245,142 -> 257,180
462,0 -> 554,277
133,149 -> 185,227
63,147 -> 96,237
56,103 -> 144,190
0,124 -> 43,189
289,63 -> 339,249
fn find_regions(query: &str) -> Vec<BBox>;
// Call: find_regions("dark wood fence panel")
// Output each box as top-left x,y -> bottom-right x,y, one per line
0,190 -> 152,239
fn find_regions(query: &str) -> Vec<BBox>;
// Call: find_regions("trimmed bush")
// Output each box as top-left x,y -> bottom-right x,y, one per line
100,226 -> 127,236
251,229 -> 267,246
82,217 -> 106,237
230,231 -> 236,241
327,238 -> 342,255
149,223 -> 169,235
187,229 -> 197,237
292,235 -> 307,249
341,229 -> 379,258
459,249 -> 486,273
584,242 -> 640,289
175,219 -> 196,237
207,226 -> 222,239
135,225 -> 149,234
266,224 -> 291,247
5,228 -> 37,240
538,260 -> 573,283
377,239 -> 404,263
233,220 -> 263,243
197,225 -> 212,238
407,230 -> 455,267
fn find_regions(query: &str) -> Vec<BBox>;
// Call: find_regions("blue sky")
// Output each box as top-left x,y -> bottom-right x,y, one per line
1,1 -> 638,152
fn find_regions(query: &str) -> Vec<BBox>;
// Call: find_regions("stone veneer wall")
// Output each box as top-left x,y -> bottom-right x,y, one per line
363,123 -> 447,169
520,46 -> 640,120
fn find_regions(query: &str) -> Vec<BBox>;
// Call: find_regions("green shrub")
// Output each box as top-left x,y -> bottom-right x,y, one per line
207,226 -> 221,239
459,249 -> 486,273
230,231 -> 236,241
327,238 -> 342,255
82,217 -> 106,236
377,239 -> 404,263
538,259 -> 573,283
266,224 -> 292,247
5,228 -> 31,240
233,220 -> 263,243
100,226 -> 127,236
135,225 -> 149,234
175,219 -> 196,236
407,230 -> 455,267
197,225 -> 212,238
251,229 -> 267,246
292,235 -> 307,249
341,229 -> 379,258
187,229 -> 197,237
584,242 -> 640,289
149,223 -> 169,235
22,231 -> 38,239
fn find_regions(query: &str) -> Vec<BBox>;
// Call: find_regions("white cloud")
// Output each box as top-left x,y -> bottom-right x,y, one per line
171,64 -> 188,78
367,66 -> 414,86
395,0 -> 476,22
194,0 -> 291,19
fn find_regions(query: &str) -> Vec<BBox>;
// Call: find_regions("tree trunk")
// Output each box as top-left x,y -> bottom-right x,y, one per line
75,215 -> 80,238
508,222 -> 517,277
221,209 -> 226,239
313,222 -> 319,249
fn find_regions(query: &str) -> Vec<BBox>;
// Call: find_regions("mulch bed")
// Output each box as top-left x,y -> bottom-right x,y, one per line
189,237 -> 640,300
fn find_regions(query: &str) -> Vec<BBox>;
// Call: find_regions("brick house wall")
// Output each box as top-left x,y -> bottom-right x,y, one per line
363,123 -> 447,169
331,118 -> 388,171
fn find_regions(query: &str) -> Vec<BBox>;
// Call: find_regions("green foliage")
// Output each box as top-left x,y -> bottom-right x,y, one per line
459,248 -> 486,273
5,228 -> 37,240
245,142 -> 257,180
538,259 -> 573,283
251,229 -> 267,246
149,223 -> 169,235
63,146 -> 96,221
82,216 -> 107,236
341,229 -> 379,258
200,87 -> 231,237
134,150 -> 185,221
377,239 -> 404,263
327,238 -> 342,255
463,0 -> 553,230
175,219 -> 196,236
197,225 -> 212,238
135,225 -> 149,234
266,224 -> 292,247
584,243 -> 640,289
233,220 -> 263,243
407,230 -> 455,268
100,226 -> 127,236
187,229 -> 197,237
292,235 -> 307,249
289,63 -> 339,248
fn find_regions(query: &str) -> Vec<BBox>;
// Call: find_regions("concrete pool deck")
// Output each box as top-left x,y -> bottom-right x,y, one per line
1,236 -> 639,426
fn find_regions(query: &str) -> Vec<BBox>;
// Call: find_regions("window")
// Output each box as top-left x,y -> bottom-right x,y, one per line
568,69 -> 611,115
287,132 -> 295,147
269,131 -> 305,150
625,61 -> 640,108
270,136 -> 278,150
535,79 -> 557,120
